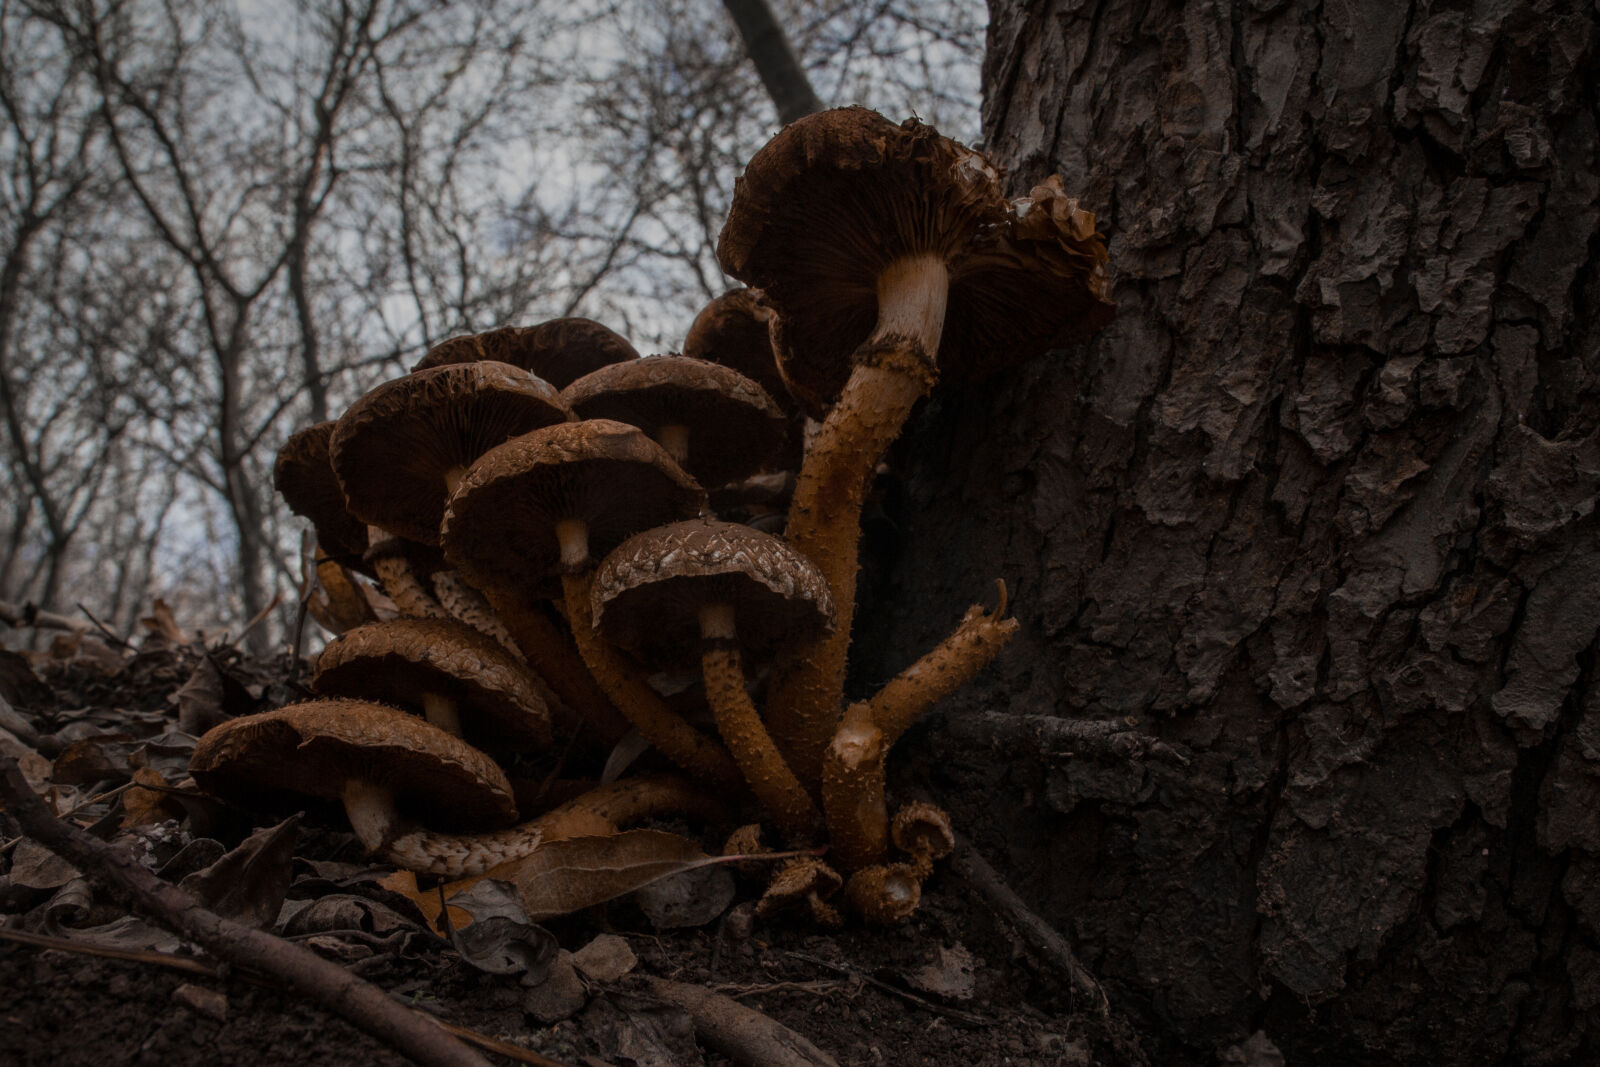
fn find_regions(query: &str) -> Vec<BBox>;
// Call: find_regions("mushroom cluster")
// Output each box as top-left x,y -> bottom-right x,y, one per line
193,107 -> 1113,924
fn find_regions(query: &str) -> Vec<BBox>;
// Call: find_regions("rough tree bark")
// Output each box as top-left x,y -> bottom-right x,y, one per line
858,1 -> 1600,1062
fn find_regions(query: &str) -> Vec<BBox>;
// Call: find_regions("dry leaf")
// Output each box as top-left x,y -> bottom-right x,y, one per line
121,766 -> 183,827
904,942 -> 977,1001
179,815 -> 300,928
378,869 -> 474,934
172,659 -> 227,735
491,829 -> 724,922
141,598 -> 187,644
633,864 -> 735,929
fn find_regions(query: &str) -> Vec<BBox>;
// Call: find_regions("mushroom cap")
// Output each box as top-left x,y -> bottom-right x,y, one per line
312,618 -> 552,749
412,318 -> 639,388
717,106 -> 1006,417
189,699 -> 518,831
331,361 -> 572,545
441,419 -> 706,596
274,422 -> 370,570
591,517 -> 833,667
562,356 -> 788,487
681,289 -> 791,410
719,107 -> 1114,417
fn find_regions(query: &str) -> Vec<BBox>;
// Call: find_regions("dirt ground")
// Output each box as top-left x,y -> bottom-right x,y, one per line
0,635 -> 1162,1067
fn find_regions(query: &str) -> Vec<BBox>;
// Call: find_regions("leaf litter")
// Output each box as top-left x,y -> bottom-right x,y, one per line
1,617 -> 1142,1065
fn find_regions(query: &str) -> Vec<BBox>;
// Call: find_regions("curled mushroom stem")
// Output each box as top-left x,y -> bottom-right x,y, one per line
431,570 -> 520,655
563,570 -> 742,788
657,424 -> 692,468
420,691 -> 463,737
699,635 -> 819,844
820,702 -> 888,872
766,257 -> 951,788
865,584 -> 1020,744
349,775 -> 722,879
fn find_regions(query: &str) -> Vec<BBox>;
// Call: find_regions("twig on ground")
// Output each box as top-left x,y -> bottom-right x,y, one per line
0,926 -> 575,1067
946,835 -> 1110,1016
782,951 -> 991,1028
0,599 -> 88,635
639,976 -> 841,1067
74,603 -> 132,648
940,710 -> 1190,766
0,752 -> 490,1067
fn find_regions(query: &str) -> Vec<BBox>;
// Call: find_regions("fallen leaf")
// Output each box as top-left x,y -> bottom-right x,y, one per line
571,933 -> 636,982
122,767 -> 183,828
447,912 -> 557,982
493,830 -> 721,922
904,942 -> 977,1001
171,658 -> 227,735
141,598 -> 186,645
9,838 -> 80,890
179,815 -> 300,928
634,864 -> 735,929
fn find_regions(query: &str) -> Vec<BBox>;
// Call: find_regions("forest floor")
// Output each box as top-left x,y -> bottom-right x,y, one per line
0,626 -> 1158,1067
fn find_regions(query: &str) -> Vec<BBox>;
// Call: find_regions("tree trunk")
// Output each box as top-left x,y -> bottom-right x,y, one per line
861,1 -> 1600,1060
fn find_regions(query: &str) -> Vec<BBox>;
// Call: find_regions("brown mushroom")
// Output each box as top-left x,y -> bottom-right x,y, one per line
412,318 -> 639,388
312,617 -> 552,750
562,356 -> 788,488
591,518 -> 831,840
442,420 -> 738,786
330,360 -> 571,546
682,288 -> 793,416
191,700 -> 719,877
274,422 -> 370,573
718,107 -> 1113,786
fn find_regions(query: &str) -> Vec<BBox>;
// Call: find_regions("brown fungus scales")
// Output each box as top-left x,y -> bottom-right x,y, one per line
412,318 -> 639,388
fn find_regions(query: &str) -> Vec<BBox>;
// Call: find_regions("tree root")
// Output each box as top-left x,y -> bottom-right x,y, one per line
0,753 -> 491,1067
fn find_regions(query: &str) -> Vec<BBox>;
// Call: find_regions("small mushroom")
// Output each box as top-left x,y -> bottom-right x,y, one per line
563,355 -> 787,488
592,518 -> 832,841
191,700 -> 717,877
274,422 -> 371,573
681,288 -> 794,417
412,318 -> 639,387
891,801 -> 955,878
331,360 -> 571,546
312,617 -> 552,750
842,862 -> 922,925
755,856 -> 843,927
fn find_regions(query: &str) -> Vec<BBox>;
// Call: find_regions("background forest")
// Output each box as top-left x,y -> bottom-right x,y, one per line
0,0 -> 981,647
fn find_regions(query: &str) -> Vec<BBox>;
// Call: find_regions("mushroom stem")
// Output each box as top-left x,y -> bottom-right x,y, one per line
420,692 -> 463,737
341,778 -> 398,854
865,584 -> 1020,744
556,518 -> 590,571
443,464 -> 468,497
563,570 -> 742,788
366,527 -> 447,620
821,591 -> 1017,877
700,638 -> 819,843
766,256 -> 950,787
387,776 -> 725,879
657,423 -> 692,468
478,586 -> 631,745
819,702 -> 888,872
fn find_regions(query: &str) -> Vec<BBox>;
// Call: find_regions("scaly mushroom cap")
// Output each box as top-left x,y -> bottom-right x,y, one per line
331,361 -> 572,545
412,318 -> 639,388
312,618 -> 552,749
189,699 -> 518,831
717,106 -> 1006,417
591,518 -> 833,667
441,419 -> 706,596
562,356 -> 788,487
681,288 -> 791,411
719,107 -> 1115,416
274,422 -> 370,570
